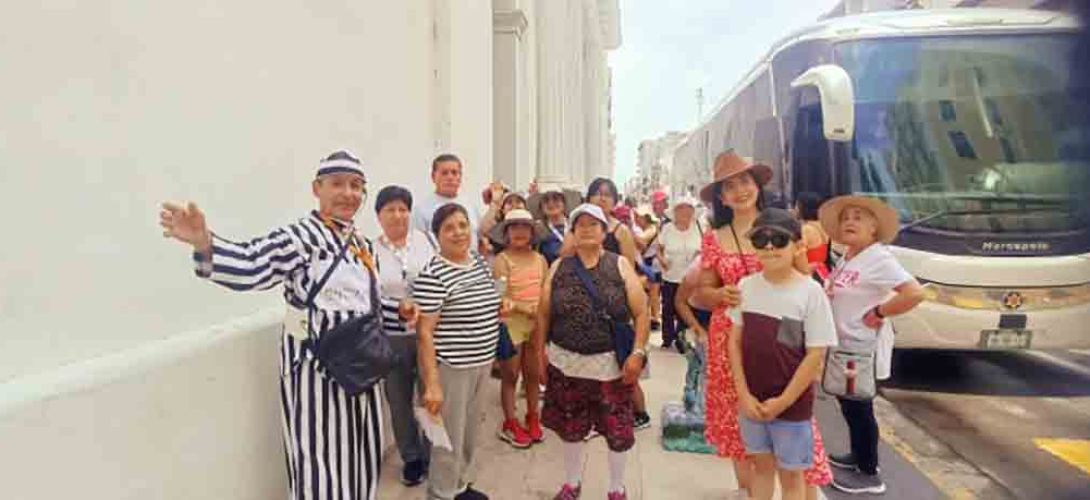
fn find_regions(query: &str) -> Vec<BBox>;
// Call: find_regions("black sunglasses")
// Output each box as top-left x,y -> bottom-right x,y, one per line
750,229 -> 792,249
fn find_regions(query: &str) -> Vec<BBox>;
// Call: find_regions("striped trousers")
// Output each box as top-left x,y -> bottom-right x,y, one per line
280,332 -> 384,500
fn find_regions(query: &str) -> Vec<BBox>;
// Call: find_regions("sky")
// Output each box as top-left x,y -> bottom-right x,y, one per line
609,0 -> 841,186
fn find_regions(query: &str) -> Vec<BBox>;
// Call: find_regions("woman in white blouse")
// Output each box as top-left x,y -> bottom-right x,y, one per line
656,196 -> 704,351
372,185 -> 436,487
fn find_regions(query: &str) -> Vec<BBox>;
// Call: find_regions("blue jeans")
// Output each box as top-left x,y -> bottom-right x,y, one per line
739,415 -> 814,471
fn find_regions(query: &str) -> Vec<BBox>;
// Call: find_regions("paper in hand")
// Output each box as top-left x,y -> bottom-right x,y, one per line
414,406 -> 453,451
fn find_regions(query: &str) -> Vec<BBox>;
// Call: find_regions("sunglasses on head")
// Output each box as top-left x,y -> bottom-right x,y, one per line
750,229 -> 793,249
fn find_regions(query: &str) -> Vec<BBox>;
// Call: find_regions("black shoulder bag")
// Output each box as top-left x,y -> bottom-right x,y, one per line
304,235 -> 399,396
567,256 -> 636,367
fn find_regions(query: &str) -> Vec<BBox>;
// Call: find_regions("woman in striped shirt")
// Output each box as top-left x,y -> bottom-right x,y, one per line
413,203 -> 505,500
158,150 -> 384,500
372,185 -> 436,487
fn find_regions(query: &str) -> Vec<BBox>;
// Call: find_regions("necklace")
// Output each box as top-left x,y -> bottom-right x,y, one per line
379,233 -> 414,282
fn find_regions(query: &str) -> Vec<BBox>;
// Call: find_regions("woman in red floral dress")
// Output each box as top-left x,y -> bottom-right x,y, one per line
696,151 -> 832,499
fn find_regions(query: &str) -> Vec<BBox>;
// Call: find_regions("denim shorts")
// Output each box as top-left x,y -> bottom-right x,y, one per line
739,415 -> 814,471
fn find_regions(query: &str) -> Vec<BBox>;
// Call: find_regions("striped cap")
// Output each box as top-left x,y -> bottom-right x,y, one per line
316,149 -> 365,180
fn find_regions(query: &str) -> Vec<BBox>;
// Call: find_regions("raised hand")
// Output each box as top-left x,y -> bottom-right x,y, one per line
159,201 -> 212,253
489,182 -> 507,207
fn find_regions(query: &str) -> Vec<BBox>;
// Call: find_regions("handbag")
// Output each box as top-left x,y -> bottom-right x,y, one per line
821,348 -> 878,400
303,235 -> 400,396
496,323 -> 517,361
567,256 -> 636,367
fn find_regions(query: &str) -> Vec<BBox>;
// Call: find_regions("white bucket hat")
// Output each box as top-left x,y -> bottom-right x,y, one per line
671,195 -> 699,217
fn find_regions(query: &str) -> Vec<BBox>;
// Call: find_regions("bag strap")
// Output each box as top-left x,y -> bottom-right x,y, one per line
824,239 -> 835,270
567,256 -> 608,315
305,236 -> 353,308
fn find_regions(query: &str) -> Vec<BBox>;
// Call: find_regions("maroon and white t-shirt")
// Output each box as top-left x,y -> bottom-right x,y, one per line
731,273 -> 837,421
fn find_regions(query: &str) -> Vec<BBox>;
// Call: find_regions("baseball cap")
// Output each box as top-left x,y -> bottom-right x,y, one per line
749,207 -> 802,239
568,203 -> 609,231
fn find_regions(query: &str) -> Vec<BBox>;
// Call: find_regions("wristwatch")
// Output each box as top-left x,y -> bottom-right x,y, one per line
871,305 -> 886,319
632,346 -> 649,360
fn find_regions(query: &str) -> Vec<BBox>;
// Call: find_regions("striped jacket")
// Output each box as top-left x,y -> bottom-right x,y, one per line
193,210 -> 376,337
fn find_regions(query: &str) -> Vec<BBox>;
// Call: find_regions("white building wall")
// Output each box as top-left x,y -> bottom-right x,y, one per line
0,0 -> 443,386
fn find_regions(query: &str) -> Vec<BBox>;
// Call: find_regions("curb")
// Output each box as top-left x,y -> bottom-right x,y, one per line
873,391 -> 1015,500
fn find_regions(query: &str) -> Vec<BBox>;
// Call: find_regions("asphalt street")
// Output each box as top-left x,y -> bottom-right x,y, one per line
881,349 -> 1090,500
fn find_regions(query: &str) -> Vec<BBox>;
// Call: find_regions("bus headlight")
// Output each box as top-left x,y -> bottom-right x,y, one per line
920,282 -> 1090,312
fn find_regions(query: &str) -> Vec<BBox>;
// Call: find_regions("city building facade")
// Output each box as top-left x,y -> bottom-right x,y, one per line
0,2 -> 619,499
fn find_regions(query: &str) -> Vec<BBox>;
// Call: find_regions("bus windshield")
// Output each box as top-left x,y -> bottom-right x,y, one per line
835,34 -> 1090,234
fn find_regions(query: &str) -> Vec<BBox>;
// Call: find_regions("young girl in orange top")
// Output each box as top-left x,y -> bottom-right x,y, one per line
492,209 -> 549,448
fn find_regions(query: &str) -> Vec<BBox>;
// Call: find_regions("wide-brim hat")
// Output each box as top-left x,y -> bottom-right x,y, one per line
634,205 -> 658,224
818,195 -> 900,244
500,191 -> 527,208
699,149 -> 773,204
491,208 -> 543,243
527,188 -> 583,220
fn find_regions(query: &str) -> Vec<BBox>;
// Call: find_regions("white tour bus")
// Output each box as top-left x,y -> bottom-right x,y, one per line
672,8 -> 1090,350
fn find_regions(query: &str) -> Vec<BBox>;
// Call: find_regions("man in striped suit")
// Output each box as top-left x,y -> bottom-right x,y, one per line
159,150 -> 384,500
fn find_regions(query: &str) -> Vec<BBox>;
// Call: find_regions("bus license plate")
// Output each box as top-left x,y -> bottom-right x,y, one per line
979,329 -> 1033,350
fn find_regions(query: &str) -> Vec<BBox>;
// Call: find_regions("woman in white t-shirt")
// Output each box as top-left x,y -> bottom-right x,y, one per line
818,196 -> 924,496
656,196 -> 704,351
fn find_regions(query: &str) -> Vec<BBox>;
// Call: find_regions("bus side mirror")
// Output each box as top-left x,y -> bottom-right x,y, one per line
791,65 -> 855,142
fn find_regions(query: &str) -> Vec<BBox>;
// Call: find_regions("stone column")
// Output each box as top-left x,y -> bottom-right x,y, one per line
433,0 -> 493,194
563,0 -> 587,186
492,3 -> 528,189
533,0 -> 574,191
582,1 -> 604,183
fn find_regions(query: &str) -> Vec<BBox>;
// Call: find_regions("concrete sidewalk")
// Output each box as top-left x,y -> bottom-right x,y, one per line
377,347 -> 747,499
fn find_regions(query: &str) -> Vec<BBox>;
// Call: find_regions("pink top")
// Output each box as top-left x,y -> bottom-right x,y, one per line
499,252 -> 544,305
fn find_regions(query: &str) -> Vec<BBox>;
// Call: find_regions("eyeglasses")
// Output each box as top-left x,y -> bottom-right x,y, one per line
750,230 -> 792,249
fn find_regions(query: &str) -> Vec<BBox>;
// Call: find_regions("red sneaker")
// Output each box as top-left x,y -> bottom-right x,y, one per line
497,418 -> 532,449
525,414 -> 545,443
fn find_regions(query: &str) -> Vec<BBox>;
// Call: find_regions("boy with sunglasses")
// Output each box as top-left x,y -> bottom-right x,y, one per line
727,208 -> 837,500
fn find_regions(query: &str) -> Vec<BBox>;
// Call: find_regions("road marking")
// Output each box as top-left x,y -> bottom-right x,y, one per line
880,425 -> 978,500
1034,438 -> 1090,477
